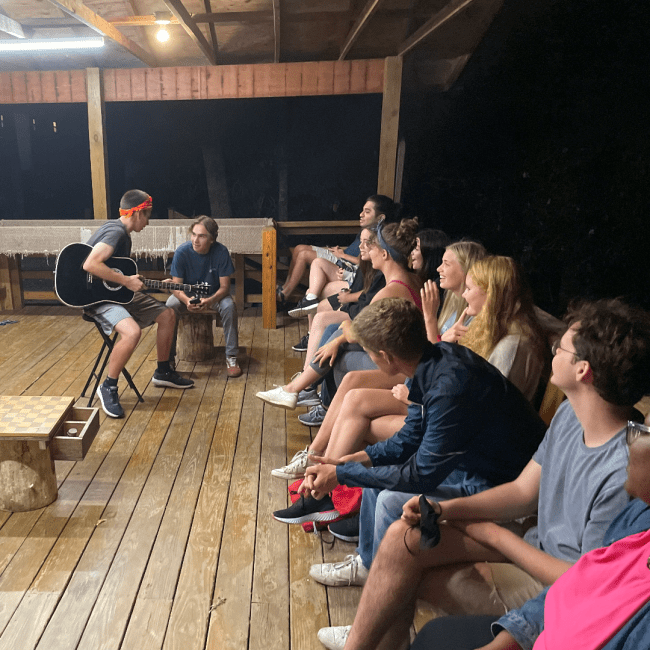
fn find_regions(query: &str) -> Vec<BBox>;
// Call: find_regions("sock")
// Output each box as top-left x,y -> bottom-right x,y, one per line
305,293 -> 318,301
104,376 -> 118,387
157,360 -> 171,374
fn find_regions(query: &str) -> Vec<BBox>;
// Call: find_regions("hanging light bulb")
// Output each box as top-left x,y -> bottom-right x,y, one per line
156,27 -> 170,43
154,12 -> 172,43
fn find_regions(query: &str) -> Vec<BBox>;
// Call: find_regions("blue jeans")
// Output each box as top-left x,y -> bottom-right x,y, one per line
356,470 -> 493,569
166,294 -> 239,358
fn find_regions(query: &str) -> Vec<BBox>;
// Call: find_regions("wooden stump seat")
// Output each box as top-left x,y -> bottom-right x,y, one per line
177,312 -> 218,362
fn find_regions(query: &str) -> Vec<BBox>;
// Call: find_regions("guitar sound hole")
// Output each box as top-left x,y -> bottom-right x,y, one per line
103,267 -> 124,291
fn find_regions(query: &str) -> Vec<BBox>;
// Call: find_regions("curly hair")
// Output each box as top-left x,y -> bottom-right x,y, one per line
565,299 -> 650,407
350,298 -> 427,362
437,240 -> 487,333
376,217 -> 420,268
460,256 -> 546,362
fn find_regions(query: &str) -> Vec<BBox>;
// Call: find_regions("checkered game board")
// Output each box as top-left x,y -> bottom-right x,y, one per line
0,396 -> 75,440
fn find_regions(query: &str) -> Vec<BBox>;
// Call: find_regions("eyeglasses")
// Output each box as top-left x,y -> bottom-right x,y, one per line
551,340 -> 579,359
627,420 -> 650,446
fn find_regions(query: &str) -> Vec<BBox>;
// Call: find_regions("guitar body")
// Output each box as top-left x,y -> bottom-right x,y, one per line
55,243 -> 136,308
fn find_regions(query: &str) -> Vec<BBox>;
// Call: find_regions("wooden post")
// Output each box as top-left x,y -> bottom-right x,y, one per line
262,226 -> 277,329
233,254 -> 245,313
86,68 -> 110,220
0,254 -> 22,311
377,56 -> 403,198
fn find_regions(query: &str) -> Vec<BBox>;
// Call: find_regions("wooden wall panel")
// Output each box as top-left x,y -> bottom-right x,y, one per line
26,72 -> 43,103
0,61 -> 384,105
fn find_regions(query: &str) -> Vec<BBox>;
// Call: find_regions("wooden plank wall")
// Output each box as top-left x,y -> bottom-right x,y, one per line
0,60 -> 384,104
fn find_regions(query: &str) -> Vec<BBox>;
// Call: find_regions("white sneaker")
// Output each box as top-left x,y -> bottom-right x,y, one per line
317,625 -> 351,650
271,446 -> 311,479
310,554 -> 368,587
256,385 -> 297,410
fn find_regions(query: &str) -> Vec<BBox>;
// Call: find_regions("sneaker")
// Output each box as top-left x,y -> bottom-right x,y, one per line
296,387 -> 321,407
298,403 -> 327,427
309,554 -> 368,586
288,297 -> 319,318
292,333 -> 310,352
328,515 -> 360,543
273,494 -> 340,524
98,383 -> 124,419
317,626 -> 351,650
256,385 -> 297,410
271,447 -> 311,480
152,369 -> 194,389
226,357 -> 242,378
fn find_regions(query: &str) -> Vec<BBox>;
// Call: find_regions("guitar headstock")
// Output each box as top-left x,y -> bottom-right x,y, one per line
196,282 -> 212,296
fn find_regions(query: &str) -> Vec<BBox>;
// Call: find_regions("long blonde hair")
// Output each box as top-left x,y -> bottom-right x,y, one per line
460,255 -> 546,360
437,240 -> 487,332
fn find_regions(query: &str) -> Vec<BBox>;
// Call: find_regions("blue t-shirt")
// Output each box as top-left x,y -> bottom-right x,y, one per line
344,234 -> 361,257
171,240 -> 234,296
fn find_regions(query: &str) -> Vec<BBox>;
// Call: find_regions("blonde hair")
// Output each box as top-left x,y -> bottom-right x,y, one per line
460,255 -> 546,361
437,241 -> 487,332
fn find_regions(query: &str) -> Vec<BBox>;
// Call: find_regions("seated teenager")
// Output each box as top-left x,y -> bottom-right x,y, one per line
280,194 -> 396,313
256,218 -> 423,410
271,299 -> 546,548
271,240 -> 486,479
319,298 -> 650,650
409,416 -> 650,650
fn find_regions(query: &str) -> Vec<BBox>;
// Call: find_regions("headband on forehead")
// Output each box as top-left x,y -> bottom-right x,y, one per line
376,222 -> 405,263
119,196 -> 152,218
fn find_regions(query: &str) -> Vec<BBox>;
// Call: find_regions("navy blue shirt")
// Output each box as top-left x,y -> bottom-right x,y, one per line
171,240 -> 234,296
336,342 -> 547,493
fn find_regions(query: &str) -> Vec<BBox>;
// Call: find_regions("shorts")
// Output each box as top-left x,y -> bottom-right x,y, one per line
312,246 -> 339,264
84,292 -> 169,335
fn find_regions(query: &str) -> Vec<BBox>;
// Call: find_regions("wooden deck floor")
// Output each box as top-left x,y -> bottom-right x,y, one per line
0,306 -> 362,650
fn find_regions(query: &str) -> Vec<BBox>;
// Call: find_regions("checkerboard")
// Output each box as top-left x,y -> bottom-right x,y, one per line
0,396 -> 75,440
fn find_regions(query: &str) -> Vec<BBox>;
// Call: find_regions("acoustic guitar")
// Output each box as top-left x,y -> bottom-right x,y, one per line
55,242 -> 211,308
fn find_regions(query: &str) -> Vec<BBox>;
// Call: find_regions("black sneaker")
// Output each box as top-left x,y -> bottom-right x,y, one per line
152,369 -> 194,389
288,297 -> 319,318
273,494 -> 340,524
98,383 -> 124,418
292,333 -> 310,352
328,515 -> 360,543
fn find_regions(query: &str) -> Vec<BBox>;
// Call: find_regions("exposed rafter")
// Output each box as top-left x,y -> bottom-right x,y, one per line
163,0 -> 216,65
109,16 -> 181,26
203,0 -> 219,55
398,0 -> 476,56
192,11 -> 272,24
272,0 -> 280,63
0,13 -> 26,38
339,0 -> 383,60
47,0 -> 157,67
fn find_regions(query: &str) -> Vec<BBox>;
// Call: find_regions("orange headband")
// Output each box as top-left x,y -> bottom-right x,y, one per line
119,196 -> 152,217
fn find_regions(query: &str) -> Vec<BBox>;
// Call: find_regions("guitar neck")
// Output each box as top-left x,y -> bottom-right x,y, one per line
142,279 -> 204,294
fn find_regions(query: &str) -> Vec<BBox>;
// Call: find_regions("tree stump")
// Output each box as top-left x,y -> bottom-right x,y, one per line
0,440 -> 58,512
178,312 -> 216,362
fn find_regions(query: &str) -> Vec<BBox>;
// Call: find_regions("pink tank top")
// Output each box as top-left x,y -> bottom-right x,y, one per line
388,279 -> 423,310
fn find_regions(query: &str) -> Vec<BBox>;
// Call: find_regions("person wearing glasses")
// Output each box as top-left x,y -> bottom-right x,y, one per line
317,298 -> 650,650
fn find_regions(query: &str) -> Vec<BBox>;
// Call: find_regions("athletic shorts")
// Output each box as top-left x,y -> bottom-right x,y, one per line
84,292 -> 169,335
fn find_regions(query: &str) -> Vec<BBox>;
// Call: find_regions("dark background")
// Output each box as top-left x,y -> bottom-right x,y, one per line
1,0 -> 648,315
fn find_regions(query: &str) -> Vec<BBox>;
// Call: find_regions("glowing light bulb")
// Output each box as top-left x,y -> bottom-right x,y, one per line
156,28 -> 170,43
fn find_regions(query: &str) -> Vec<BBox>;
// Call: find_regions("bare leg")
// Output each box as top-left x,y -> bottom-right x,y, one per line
309,369 -> 406,455
303,311 -> 350,372
345,520 -> 507,650
282,245 -> 317,297
107,317 -> 141,378
307,257 -> 344,297
325,388 -> 408,459
283,365 -> 323,394
307,282 -> 348,329
154,307 -> 176,362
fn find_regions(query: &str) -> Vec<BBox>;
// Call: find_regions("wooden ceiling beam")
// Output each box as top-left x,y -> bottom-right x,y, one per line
162,0 -> 216,65
109,16 -> 181,26
272,0 -> 280,63
398,0 -> 476,56
47,0 -> 157,67
192,11 -> 272,24
339,0 -> 383,60
203,0 -> 219,54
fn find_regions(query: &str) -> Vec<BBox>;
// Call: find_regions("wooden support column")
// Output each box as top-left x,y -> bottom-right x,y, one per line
262,226 -> 277,329
233,253 -> 245,313
86,68 -> 110,220
0,255 -> 22,311
377,56 -> 403,198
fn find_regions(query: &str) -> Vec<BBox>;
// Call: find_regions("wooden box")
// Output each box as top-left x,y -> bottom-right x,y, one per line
51,407 -> 100,461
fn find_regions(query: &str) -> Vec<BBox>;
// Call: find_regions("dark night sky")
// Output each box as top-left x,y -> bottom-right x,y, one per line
1,0 -> 648,314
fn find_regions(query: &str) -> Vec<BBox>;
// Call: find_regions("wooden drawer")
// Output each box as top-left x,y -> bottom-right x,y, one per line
51,407 -> 99,461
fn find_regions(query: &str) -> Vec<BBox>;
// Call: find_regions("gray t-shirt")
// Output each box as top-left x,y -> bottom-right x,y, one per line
86,220 -> 131,257
524,399 -> 630,562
